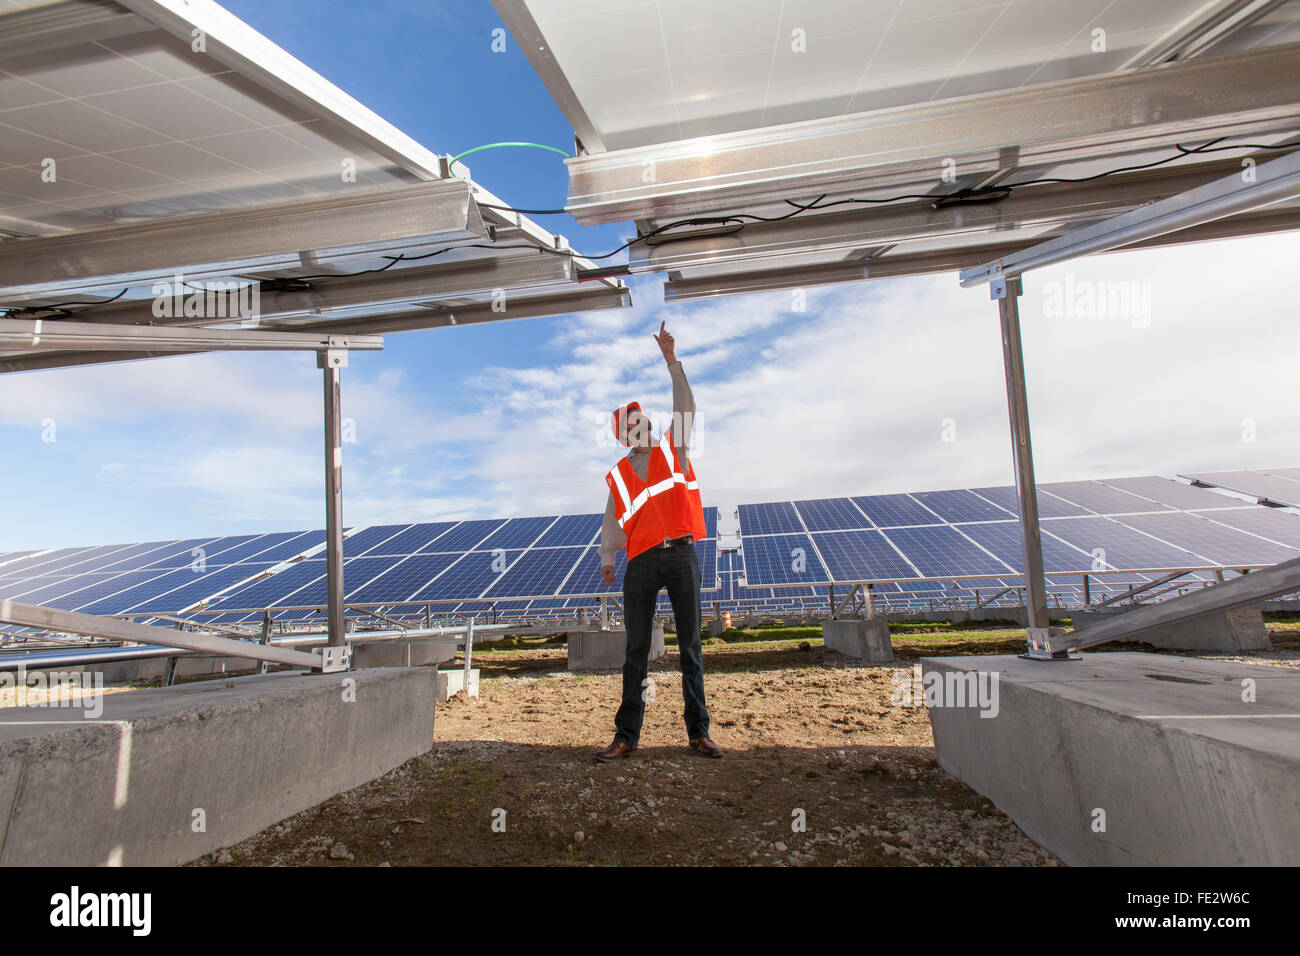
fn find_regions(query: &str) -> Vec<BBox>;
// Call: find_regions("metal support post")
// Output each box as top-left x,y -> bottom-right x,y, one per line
992,275 -> 1072,659
319,347 -> 347,648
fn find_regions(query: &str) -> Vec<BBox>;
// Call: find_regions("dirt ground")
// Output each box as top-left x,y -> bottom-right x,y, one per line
192,626 -> 1300,867
195,631 -> 1067,867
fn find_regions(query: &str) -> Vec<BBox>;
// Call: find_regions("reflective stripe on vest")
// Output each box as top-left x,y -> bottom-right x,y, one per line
611,432 -> 698,529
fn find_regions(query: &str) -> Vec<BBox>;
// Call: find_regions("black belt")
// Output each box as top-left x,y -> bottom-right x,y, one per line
657,535 -> 693,549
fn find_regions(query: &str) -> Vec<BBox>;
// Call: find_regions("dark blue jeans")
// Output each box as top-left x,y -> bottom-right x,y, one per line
614,540 -> 710,747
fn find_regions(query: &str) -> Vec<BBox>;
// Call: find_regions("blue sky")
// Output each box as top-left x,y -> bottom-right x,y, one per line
1,0 -> 1298,551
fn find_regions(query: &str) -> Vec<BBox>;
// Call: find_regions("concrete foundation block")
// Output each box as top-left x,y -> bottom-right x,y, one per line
1073,607 -> 1272,652
822,618 -> 894,662
351,640 -> 457,669
923,652 -> 1300,865
567,625 -> 665,671
435,668 -> 479,702
0,667 -> 436,866
707,619 -> 727,637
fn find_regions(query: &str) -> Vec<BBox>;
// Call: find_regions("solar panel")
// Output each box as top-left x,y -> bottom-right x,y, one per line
131,562 -> 277,612
1042,480 -> 1174,514
372,521 -> 459,556
342,524 -> 413,557
1037,516 -> 1202,570
970,485 -> 1089,518
203,560 -> 325,610
1193,508 -> 1300,549
696,538 -> 718,590
533,513 -> 601,547
794,497 -> 872,532
958,521 -> 1098,574
911,489 -> 1014,523
880,525 -> 1011,577
342,552 -> 464,605
1183,469 -> 1300,507
739,533 -> 829,585
1095,475 -> 1240,511
476,516 -> 558,551
481,546 -> 583,598
410,549 -> 526,601
850,493 -> 940,527
424,519 -> 507,553
561,547 -> 627,594
737,501 -> 804,535
811,530 -> 916,581
1112,512 -> 1299,567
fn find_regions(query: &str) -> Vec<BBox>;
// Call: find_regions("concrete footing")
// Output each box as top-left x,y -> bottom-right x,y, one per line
351,640 -> 457,669
923,652 -> 1300,865
822,618 -> 893,662
1072,607 -> 1272,652
567,625 -> 664,671
0,667 -> 436,866
435,668 -> 479,701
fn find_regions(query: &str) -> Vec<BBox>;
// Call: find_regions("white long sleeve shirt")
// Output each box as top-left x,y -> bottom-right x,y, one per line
598,360 -> 696,566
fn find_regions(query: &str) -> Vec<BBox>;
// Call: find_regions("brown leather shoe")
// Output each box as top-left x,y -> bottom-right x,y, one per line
593,739 -> 636,762
689,737 -> 724,758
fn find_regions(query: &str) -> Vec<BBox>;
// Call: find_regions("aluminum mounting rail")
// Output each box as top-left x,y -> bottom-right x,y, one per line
0,599 -> 344,671
0,321 -> 383,354
0,179 -> 486,300
960,147 -> 1300,286
1059,555 -> 1300,652
564,42 -> 1300,223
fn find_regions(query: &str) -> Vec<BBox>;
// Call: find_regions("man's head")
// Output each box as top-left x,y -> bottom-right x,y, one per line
612,400 -> 653,448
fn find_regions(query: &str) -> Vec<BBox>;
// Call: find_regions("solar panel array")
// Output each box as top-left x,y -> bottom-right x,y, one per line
0,508 -> 721,630
4,474 -> 1298,629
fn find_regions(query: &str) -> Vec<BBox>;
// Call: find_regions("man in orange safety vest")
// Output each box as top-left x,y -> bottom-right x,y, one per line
593,321 -> 722,761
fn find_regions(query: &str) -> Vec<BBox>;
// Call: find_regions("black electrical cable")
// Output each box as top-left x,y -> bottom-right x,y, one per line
1,287 -> 129,319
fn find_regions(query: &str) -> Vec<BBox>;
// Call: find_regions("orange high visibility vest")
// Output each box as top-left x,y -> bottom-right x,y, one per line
605,431 -> 707,561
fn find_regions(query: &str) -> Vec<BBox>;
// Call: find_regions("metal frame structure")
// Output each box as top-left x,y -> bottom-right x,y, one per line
0,0 -> 632,670
491,0 -> 1300,658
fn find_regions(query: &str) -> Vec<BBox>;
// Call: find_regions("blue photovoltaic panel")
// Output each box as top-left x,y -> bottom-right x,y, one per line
740,533 -> 829,585
1186,469 -> 1300,506
911,489 -> 1013,523
342,525 -> 412,557
851,493 -> 939,527
9,569 -> 169,609
882,526 -> 1012,577
477,516 -> 557,551
0,573 -> 78,602
199,532 -> 301,565
22,544 -> 139,576
410,549 -> 525,601
1041,481 -> 1172,514
738,501 -> 804,536
262,556 -> 405,607
72,540 -> 184,574
696,538 -> 718,589
1096,476 -> 1238,511
1113,512 -> 1299,566
0,547 -> 95,578
368,522 -> 458,556
703,506 -> 718,539
1038,517 -> 1201,570
482,547 -> 583,597
970,485 -> 1089,518
1194,508 -> 1300,549
131,563 -> 276,612
533,513 -> 601,547
812,530 -> 916,581
140,537 -> 242,570
794,497 -> 871,532
561,547 -> 628,594
958,521 -> 1096,574
424,519 -> 506,552
204,561 -> 326,610
344,552 -> 464,605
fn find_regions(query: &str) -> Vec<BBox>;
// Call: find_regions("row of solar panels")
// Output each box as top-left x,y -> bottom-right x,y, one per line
1180,467 -> 1300,509
732,476 -> 1300,586
0,511 -> 720,626
2,476 -> 1297,628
